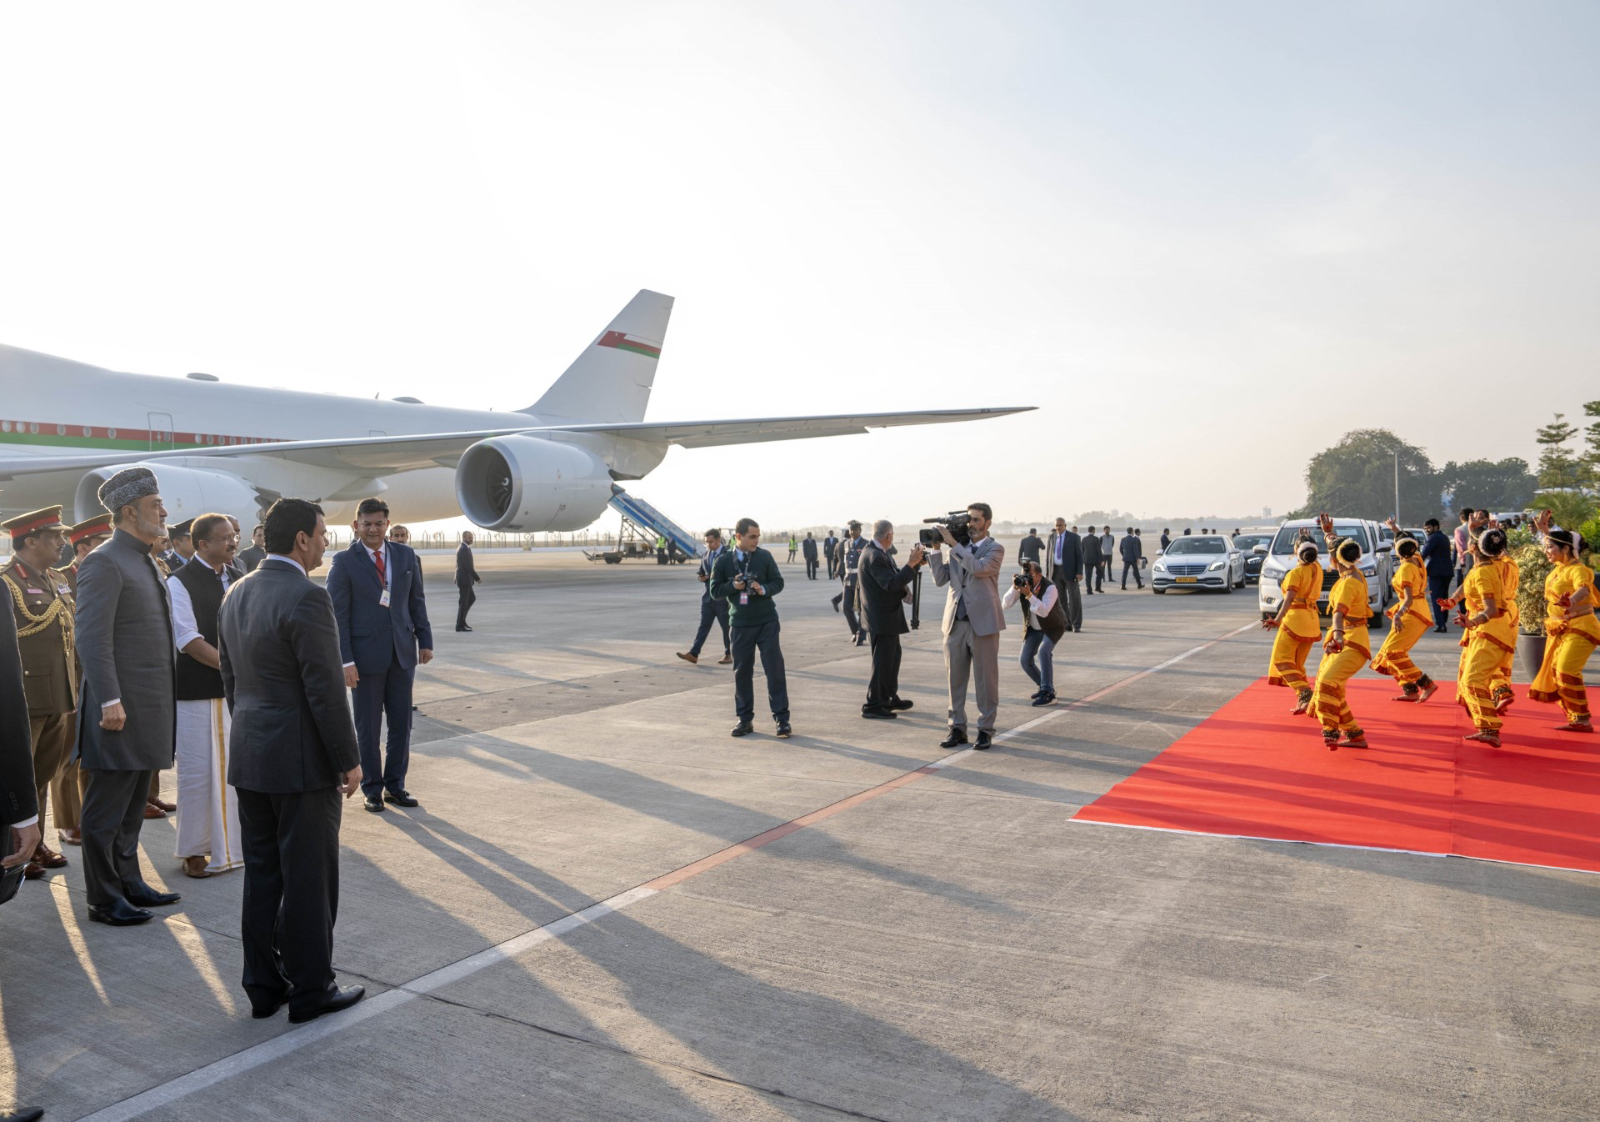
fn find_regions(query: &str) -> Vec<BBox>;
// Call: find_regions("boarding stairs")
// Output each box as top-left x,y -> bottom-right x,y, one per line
607,488 -> 703,559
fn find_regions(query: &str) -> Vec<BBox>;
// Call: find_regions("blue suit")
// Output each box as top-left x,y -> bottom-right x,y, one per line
326,540 -> 433,798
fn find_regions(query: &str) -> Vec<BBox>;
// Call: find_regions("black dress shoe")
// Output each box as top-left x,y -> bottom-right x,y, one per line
456,625 -> 473,632
364,796 -> 386,813
861,708 -> 898,719
974,730 -> 994,750
1,1106 -> 45,1122
288,984 -> 365,1025
730,721 -> 754,737
939,729 -> 968,749
123,884 -> 181,908
88,900 -> 154,926
888,698 -> 914,711
250,989 -> 291,1019
775,722 -> 792,738
383,789 -> 419,807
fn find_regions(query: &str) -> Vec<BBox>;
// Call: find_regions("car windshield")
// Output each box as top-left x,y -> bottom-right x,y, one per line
1234,534 -> 1272,550
1166,537 -> 1226,555
1269,524 -> 1371,555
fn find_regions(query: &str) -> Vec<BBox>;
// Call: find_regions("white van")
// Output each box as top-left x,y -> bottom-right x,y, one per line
1254,518 -> 1392,626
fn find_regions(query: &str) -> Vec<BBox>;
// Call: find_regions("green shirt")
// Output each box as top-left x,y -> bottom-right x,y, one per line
710,547 -> 784,627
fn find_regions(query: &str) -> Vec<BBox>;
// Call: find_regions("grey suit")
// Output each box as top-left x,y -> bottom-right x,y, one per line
73,528 -> 176,909
219,558 -> 361,1015
928,536 -> 1006,733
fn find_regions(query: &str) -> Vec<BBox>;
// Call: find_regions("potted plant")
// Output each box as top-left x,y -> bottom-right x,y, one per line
1513,542 -> 1552,679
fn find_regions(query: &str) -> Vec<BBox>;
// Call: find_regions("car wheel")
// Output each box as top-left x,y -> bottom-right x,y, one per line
1221,580 -> 1233,594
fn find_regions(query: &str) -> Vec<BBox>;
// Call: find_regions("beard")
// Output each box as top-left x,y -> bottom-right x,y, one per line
134,511 -> 166,540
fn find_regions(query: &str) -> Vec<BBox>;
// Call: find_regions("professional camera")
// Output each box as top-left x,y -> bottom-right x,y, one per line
1012,572 -> 1030,590
919,511 -> 972,548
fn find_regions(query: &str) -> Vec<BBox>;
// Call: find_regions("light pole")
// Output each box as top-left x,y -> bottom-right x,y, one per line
1392,450 -> 1401,524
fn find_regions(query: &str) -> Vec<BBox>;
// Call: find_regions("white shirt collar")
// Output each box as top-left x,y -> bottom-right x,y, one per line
266,553 -> 307,576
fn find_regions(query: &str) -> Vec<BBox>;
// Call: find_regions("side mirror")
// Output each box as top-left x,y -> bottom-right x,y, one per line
1376,542 -> 1393,553
1253,544 -> 1268,555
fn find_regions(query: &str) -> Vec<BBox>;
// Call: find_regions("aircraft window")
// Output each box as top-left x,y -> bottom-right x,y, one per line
83,426 -> 92,437
30,424 -> 38,433
108,429 -> 116,438
57,424 -> 66,435
1,421 -> 9,432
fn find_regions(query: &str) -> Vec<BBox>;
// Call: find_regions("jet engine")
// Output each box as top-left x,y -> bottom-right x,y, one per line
74,463 -> 263,525
455,435 -> 614,532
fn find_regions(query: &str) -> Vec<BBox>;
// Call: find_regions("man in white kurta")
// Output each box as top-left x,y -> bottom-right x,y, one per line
167,514 -> 243,877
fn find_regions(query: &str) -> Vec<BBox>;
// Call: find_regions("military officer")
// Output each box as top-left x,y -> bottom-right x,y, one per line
1,507 -> 78,879
51,514 -> 113,845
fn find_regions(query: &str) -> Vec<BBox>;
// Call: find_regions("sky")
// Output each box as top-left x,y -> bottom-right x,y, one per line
1,1 -> 1596,531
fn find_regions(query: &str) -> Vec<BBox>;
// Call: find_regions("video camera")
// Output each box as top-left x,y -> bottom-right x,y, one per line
919,511 -> 973,549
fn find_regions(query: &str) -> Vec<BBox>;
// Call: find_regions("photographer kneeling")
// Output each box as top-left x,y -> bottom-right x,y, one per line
1002,561 -> 1067,706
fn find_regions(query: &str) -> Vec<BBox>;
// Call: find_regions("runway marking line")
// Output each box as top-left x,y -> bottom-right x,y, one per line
73,620 -> 1255,1122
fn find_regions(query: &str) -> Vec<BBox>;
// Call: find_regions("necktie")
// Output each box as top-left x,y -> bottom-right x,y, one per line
373,548 -> 386,585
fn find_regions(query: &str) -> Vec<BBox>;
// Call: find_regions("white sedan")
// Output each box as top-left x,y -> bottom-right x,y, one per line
1151,535 -> 1247,593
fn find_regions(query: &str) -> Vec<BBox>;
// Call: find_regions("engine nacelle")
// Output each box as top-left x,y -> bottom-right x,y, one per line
74,463 -> 263,525
456,435 -> 614,532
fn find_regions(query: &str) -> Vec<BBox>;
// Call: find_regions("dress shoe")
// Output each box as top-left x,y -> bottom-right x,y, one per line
888,698 -> 914,711
730,721 -> 754,737
717,654 -> 732,665
124,884 -> 181,907
939,728 -> 968,749
88,900 -> 154,926
384,789 -> 419,807
182,856 -> 211,879
861,707 -> 898,719
250,989 -> 291,1019
288,984 -> 366,1024
21,860 -> 46,880
153,797 -> 177,812
974,730 -> 994,750
775,722 -> 793,738
676,651 -> 699,665
143,803 -> 167,819
1029,689 -> 1044,700
1,1105 -> 45,1121
34,843 -> 68,869
364,796 -> 386,812
456,625 -> 473,632
58,827 -> 82,846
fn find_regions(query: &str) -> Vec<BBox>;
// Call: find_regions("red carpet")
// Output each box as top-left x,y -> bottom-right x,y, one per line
1074,678 -> 1600,874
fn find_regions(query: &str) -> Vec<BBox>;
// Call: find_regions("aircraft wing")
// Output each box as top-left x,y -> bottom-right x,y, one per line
0,406 -> 1033,480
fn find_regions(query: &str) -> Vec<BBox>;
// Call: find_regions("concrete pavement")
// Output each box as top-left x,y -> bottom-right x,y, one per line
2,547 -> 1596,1120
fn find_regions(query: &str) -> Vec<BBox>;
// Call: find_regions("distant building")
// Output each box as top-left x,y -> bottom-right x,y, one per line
1262,507 -> 1271,520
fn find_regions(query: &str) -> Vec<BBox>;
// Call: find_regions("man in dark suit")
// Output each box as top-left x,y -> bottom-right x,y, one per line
219,497 -> 365,1025
1081,526 -> 1102,596
236,523 -> 267,573
1018,528 -> 1044,568
74,468 -> 182,926
1419,518 -> 1454,633
1120,527 -> 1145,589
455,531 -> 480,632
801,532 -> 820,579
326,498 -> 433,813
677,529 -> 731,666
858,520 -> 926,719
1044,518 -> 1083,632
823,531 -> 839,579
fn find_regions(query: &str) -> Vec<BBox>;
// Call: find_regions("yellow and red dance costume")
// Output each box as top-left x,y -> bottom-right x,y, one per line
1311,574 -> 1372,748
1268,560 -> 1323,711
1528,561 -> 1599,731
1486,555 -> 1520,715
1457,561 -> 1516,744
1371,556 -> 1436,701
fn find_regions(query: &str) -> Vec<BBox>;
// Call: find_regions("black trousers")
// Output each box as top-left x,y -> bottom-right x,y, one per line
1084,560 -> 1099,593
1096,559 -> 1108,591
690,596 -> 730,657
731,620 -> 789,722
1427,574 -> 1453,629
456,583 -> 476,629
80,766 -> 157,908
1055,576 -> 1083,630
352,660 -> 414,798
237,786 -> 342,1015
806,558 -> 819,579
866,632 -> 903,711
1121,560 -> 1143,589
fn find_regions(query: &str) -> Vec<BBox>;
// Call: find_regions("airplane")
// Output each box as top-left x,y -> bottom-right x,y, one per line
0,290 -> 1032,537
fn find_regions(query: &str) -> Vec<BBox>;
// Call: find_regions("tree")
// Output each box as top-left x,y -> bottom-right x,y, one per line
1582,400 -> 1600,488
1435,458 -> 1538,515
1535,413 -> 1582,491
1290,429 -> 1437,522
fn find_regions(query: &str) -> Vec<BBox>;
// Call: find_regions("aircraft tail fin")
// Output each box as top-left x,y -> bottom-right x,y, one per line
524,289 -> 673,424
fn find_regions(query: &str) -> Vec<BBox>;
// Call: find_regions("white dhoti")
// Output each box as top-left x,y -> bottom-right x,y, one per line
174,697 -> 243,873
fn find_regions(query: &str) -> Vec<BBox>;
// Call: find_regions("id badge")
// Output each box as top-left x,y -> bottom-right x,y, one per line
740,592 -> 749,606
379,588 -> 391,608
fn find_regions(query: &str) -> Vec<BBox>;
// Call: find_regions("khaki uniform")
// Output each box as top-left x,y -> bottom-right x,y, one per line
52,561 -> 89,831
1,557 -> 78,824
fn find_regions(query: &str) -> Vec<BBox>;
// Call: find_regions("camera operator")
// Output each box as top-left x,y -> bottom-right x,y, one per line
858,520 -> 927,719
709,518 -> 791,739
1002,561 -> 1066,706
927,503 -> 1006,750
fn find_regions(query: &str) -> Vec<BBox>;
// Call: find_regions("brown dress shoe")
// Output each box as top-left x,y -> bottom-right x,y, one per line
153,798 -> 177,812
144,803 -> 167,819
717,654 -> 733,665
58,827 -> 82,846
676,651 -> 698,665
33,844 -> 68,869
182,856 -> 211,879
21,860 -> 47,880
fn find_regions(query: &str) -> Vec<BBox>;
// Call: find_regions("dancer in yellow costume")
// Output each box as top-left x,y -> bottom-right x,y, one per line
1486,541 -> 1520,716
1371,522 -> 1437,703
1449,529 -> 1516,748
1527,517 -> 1597,733
1263,536 -> 1323,714
1311,534 -> 1372,749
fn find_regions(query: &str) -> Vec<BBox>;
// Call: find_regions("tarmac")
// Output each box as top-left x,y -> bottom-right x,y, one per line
2,543 -> 1597,1121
